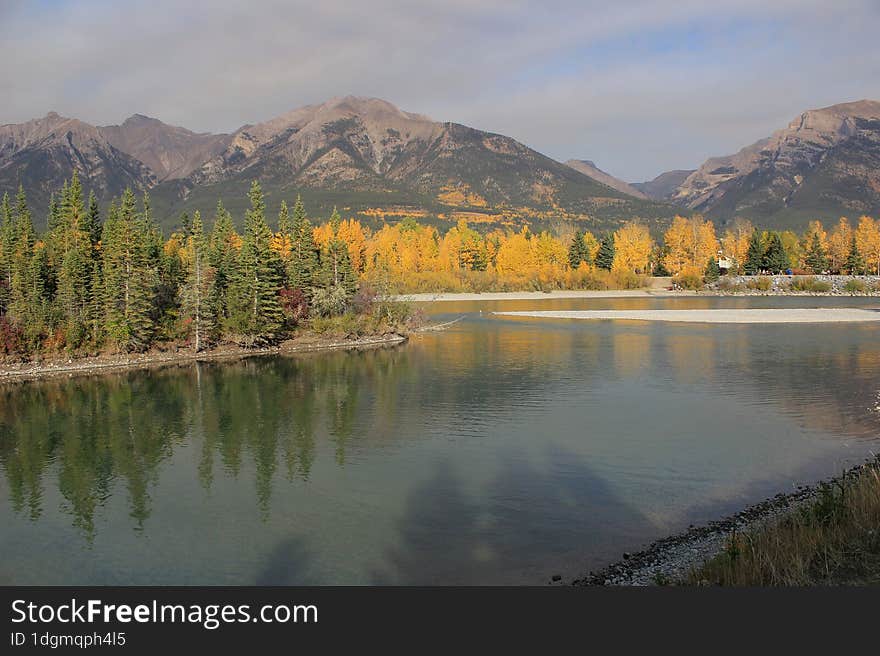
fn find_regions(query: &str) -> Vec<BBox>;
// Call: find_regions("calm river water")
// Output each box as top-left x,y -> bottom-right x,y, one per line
1,296 -> 879,584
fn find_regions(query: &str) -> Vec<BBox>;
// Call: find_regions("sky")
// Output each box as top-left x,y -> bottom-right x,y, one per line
1,0 -> 879,182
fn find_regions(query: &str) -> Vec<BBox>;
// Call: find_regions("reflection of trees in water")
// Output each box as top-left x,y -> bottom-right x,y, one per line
2,321 -> 879,541
0,348 -> 406,536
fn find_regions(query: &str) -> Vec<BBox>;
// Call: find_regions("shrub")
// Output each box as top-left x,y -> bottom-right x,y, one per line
746,277 -> 772,291
279,287 -> 309,327
310,284 -> 350,317
0,315 -> 24,356
790,276 -> 832,293
843,279 -> 866,294
673,266 -> 704,290
716,278 -> 744,293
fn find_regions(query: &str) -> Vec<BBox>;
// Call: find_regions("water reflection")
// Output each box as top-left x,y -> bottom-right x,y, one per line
1,296 -> 879,583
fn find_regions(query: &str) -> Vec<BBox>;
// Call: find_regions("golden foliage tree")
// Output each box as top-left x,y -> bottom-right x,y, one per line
662,215 -> 719,275
612,221 -> 654,273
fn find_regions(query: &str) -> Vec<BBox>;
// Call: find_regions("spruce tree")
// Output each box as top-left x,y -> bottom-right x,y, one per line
101,190 -> 158,351
743,231 -> 764,275
208,200 -> 238,335
181,211 -> 215,352
762,232 -> 788,274
595,233 -> 615,271
226,182 -> 284,345
568,231 -> 588,269
0,192 -> 11,314
704,256 -> 721,282
288,194 -> 318,292
846,236 -> 865,275
804,233 -> 828,274
55,171 -> 93,347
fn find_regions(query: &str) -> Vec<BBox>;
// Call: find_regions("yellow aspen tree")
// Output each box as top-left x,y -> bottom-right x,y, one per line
612,221 -> 654,273
827,217 -> 853,273
855,215 -> 880,275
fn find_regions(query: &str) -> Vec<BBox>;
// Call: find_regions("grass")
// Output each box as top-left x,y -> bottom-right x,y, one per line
745,277 -> 772,291
687,459 -> 880,585
844,278 -> 867,294
789,276 -> 832,293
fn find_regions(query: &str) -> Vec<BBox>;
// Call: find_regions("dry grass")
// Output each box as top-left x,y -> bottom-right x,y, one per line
687,461 -> 880,585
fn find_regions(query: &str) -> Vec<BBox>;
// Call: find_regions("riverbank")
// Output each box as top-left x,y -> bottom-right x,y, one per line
0,332 -> 408,384
394,289 -> 694,302
572,455 -> 880,586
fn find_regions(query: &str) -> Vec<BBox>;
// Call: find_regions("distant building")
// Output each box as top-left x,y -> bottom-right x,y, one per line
717,257 -> 733,274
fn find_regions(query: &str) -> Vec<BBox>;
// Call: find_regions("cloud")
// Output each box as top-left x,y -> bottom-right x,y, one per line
1,0 -> 878,180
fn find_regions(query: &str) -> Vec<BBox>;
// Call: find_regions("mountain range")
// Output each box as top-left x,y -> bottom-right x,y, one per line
1,96 -> 879,232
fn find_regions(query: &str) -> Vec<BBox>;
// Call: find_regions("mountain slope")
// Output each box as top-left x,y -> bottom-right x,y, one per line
167,96 -> 675,229
0,112 -> 156,211
633,169 -> 695,200
671,100 -> 880,227
564,159 -> 648,199
99,114 -> 230,181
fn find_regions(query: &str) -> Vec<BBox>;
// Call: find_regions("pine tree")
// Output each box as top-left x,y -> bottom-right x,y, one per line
568,231 -> 589,269
762,232 -> 788,274
7,187 -> 48,348
181,211 -> 215,351
804,232 -> 828,274
743,231 -> 764,275
845,235 -> 865,275
595,233 -> 615,271
226,182 -> 284,345
288,194 -> 318,292
208,200 -> 238,335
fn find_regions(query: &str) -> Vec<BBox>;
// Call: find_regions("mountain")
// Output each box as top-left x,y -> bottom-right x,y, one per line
670,100 -> 880,227
564,159 -> 648,199
1,96 -> 679,230
99,114 -> 230,181
632,169 -> 695,200
0,112 -> 156,210
165,96 -> 673,229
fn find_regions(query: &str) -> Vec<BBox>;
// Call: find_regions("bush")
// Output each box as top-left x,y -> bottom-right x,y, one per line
0,315 -> 24,357
790,276 -> 832,293
716,278 -> 744,293
310,284 -> 350,317
279,287 -> 309,326
673,266 -> 704,290
843,279 -> 866,294
746,277 -> 772,291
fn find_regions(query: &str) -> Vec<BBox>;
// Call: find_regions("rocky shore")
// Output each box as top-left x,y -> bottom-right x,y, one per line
572,455 -> 880,586
710,274 -> 880,295
0,332 -> 407,384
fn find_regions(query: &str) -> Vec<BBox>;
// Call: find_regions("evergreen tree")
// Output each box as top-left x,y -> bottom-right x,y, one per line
55,171 -> 93,347
704,256 -> 721,282
804,232 -> 828,274
762,232 -> 788,274
181,211 -> 215,351
845,235 -> 865,275
288,194 -> 318,292
8,187 -> 48,347
0,192 -> 11,314
568,231 -> 589,268
101,190 -> 158,351
743,231 -> 764,275
595,233 -> 615,271
226,182 -> 284,344
208,200 -> 238,336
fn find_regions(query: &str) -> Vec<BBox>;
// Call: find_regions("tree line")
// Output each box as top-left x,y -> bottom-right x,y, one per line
0,176 -> 358,356
4,174 -> 880,356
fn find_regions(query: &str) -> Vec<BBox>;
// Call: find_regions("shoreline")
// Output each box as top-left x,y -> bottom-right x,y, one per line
571,454 -> 880,586
0,333 -> 408,384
